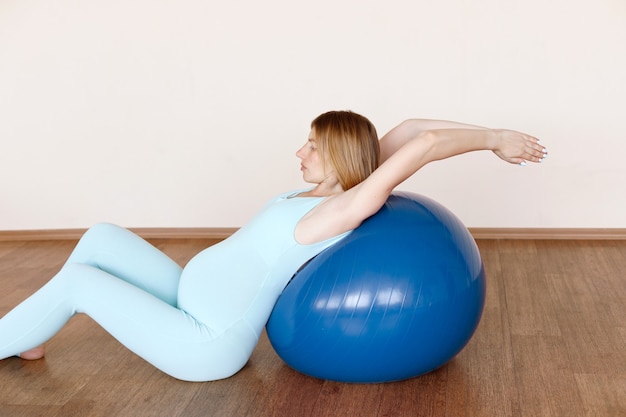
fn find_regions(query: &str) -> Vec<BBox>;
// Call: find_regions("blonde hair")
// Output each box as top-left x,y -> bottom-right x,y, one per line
311,111 -> 380,190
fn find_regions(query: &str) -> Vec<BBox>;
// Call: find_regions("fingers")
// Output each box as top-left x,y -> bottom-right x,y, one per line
495,130 -> 548,166
519,136 -> 548,165
532,138 -> 548,162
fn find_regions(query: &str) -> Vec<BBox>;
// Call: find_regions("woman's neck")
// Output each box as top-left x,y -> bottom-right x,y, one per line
301,179 -> 344,198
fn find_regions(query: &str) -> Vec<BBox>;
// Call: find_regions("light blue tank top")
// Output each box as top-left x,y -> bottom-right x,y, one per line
179,190 -> 350,333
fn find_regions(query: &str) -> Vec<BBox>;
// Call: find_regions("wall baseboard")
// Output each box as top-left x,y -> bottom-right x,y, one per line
1,227 -> 626,241
468,228 -> 626,240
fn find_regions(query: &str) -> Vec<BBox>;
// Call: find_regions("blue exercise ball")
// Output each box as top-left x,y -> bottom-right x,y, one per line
266,192 -> 486,383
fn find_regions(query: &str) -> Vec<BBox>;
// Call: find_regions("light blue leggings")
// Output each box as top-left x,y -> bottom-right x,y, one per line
0,223 -> 259,381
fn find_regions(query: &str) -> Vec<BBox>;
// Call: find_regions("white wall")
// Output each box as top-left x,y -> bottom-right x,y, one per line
1,0 -> 624,230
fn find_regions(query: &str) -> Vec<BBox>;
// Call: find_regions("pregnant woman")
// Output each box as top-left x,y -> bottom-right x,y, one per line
0,110 -> 546,381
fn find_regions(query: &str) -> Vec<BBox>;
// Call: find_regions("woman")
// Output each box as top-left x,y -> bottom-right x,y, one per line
0,111 -> 547,381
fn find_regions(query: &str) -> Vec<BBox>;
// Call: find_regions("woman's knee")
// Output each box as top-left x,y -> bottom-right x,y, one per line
68,223 -> 131,263
82,222 -> 126,242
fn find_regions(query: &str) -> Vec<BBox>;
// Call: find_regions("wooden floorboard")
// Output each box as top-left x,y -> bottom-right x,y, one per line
1,239 -> 625,416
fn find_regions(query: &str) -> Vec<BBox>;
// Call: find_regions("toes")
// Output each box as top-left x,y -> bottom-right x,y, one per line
19,346 -> 45,360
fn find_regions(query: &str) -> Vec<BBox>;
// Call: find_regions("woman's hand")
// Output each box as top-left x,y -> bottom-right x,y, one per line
491,129 -> 547,165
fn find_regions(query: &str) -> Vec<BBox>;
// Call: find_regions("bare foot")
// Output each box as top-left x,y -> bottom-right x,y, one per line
19,345 -> 45,360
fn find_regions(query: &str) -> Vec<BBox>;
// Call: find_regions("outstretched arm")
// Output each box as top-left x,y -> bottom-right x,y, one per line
335,123 -> 545,228
379,119 -> 488,162
380,118 -> 546,165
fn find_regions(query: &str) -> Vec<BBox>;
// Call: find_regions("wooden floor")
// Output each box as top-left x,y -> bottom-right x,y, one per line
1,238 -> 625,417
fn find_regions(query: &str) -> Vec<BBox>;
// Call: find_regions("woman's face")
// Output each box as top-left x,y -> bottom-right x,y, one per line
296,129 -> 328,184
